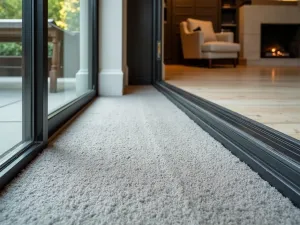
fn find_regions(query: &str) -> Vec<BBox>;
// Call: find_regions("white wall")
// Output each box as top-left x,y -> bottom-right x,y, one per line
162,0 -> 165,81
239,5 -> 300,66
98,0 -> 125,96
123,0 -> 128,86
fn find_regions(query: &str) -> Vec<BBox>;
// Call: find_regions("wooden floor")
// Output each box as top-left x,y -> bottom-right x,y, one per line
165,65 -> 300,140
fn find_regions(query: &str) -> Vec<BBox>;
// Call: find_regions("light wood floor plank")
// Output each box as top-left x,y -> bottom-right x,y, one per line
166,65 -> 300,140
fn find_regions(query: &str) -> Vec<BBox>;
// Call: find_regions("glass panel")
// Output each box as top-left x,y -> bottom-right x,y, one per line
0,1 -> 26,159
48,0 -> 92,114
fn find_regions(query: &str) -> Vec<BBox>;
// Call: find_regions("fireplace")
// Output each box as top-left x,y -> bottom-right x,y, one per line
261,24 -> 300,58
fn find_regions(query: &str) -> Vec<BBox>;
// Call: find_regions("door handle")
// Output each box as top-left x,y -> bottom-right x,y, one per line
157,41 -> 161,60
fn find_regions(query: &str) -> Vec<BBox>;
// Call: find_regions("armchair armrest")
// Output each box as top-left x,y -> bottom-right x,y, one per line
215,32 -> 234,43
184,31 -> 205,46
180,31 -> 205,59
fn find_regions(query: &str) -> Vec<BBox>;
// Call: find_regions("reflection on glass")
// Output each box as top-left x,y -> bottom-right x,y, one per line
0,1 -> 23,158
48,0 -> 91,114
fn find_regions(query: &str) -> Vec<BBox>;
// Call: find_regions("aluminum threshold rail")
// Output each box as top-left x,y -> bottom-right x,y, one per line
154,81 -> 300,208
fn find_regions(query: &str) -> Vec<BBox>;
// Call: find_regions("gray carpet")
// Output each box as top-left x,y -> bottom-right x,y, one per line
1,86 -> 300,225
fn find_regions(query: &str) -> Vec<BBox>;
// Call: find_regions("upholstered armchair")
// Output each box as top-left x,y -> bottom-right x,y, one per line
180,19 -> 240,68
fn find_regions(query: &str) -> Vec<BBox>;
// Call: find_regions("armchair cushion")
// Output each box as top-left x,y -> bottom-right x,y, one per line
187,18 -> 217,42
201,42 -> 240,53
215,32 -> 234,43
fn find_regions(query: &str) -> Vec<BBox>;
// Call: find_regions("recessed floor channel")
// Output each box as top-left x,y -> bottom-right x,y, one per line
0,86 -> 300,225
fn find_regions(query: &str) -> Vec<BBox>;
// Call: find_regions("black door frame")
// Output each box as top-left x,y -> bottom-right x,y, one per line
152,0 -> 163,83
152,0 -> 300,207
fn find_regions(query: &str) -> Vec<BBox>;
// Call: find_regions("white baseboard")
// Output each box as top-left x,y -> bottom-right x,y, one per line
76,70 -> 89,96
98,69 -> 124,96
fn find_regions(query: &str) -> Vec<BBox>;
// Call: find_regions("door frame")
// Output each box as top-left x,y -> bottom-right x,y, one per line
152,0 -> 163,83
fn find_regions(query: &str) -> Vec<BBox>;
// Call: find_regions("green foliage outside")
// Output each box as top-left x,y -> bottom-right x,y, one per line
0,43 -> 53,57
0,0 -> 79,56
0,43 -> 22,56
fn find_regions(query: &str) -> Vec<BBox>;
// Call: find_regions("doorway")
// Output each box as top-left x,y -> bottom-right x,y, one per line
152,0 -> 300,208
155,0 -> 300,141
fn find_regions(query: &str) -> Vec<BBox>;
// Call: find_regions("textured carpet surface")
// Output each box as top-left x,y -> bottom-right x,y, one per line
1,86 -> 300,225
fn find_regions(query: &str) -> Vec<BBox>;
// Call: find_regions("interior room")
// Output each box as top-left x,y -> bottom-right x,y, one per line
163,0 -> 300,140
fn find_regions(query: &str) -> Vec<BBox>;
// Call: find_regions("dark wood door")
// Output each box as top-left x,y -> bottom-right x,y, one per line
127,0 -> 154,85
164,0 -> 173,64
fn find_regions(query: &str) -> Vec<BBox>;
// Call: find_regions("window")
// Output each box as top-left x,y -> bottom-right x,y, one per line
0,0 -> 98,187
0,0 -> 32,164
47,0 -> 94,115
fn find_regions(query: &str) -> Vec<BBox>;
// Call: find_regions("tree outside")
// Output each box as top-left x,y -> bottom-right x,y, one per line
0,0 -> 80,56
55,0 -> 80,31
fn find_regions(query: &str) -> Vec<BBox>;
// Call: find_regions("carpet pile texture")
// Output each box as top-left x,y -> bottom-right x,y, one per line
1,87 -> 300,225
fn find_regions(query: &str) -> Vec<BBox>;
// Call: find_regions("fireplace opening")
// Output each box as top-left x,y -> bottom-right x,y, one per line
261,24 -> 300,58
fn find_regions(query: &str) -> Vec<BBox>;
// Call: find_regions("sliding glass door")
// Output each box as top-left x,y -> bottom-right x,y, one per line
0,0 -> 98,188
0,0 -> 33,164
47,0 -> 94,115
